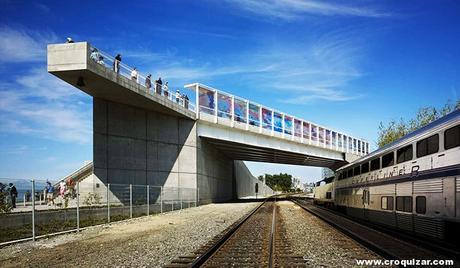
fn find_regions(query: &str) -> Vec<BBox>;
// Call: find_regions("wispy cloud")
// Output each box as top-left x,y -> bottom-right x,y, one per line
153,27 -> 236,40
0,68 -> 92,144
142,30 -> 365,103
225,0 -> 390,21
0,26 -> 58,63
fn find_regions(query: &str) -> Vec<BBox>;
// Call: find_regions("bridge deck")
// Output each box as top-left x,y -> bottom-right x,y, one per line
47,42 -> 367,169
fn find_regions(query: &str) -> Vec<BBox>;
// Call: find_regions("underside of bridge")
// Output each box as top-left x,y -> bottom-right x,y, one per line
48,42 -> 357,204
202,138 -> 346,170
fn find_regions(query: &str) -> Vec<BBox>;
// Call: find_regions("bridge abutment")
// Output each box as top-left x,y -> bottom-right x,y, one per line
93,98 -> 235,203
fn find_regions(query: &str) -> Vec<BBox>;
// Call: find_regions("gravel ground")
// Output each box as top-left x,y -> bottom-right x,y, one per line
0,202 -> 259,268
278,201 -> 382,267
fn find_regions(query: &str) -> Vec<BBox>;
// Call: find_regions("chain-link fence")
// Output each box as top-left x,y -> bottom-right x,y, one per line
0,178 -> 198,245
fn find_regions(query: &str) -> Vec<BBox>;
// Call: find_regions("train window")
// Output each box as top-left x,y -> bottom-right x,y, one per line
370,158 -> 380,171
381,197 -> 387,209
381,196 -> 394,210
445,124 -> 460,150
416,134 -> 439,158
396,196 -> 412,212
347,169 -> 353,178
338,173 -> 343,180
361,162 -> 369,174
354,166 -> 361,176
416,196 -> 426,214
326,192 -> 332,199
397,145 -> 413,164
382,152 -> 395,168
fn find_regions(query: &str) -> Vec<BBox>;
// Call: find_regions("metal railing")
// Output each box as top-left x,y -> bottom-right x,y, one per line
188,83 -> 370,156
88,46 -> 195,112
0,178 -> 198,246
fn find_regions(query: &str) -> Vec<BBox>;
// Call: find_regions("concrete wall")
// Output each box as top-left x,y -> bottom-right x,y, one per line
197,139 -> 235,204
93,98 -> 236,204
234,160 -> 275,198
93,98 -> 197,189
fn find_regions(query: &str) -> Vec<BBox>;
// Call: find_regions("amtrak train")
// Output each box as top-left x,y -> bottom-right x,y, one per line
315,109 -> 460,245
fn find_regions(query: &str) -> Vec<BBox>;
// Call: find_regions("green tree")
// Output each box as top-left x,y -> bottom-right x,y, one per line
262,173 -> 293,192
377,100 -> 460,148
0,183 -> 12,213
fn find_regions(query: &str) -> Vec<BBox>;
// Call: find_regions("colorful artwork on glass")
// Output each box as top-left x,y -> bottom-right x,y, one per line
234,99 -> 246,123
198,87 -> 215,115
294,119 -> 302,137
262,108 -> 272,129
311,124 -> 317,141
217,93 -> 232,119
273,112 -> 282,132
248,103 -> 259,126
284,116 -> 293,135
326,129 -> 331,145
303,122 -> 310,139
319,127 -> 325,143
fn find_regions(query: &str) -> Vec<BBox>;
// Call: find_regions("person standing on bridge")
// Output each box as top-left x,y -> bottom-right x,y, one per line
145,74 -> 152,91
183,94 -> 189,109
113,54 -> 122,74
155,77 -> 163,95
175,89 -> 181,104
131,67 -> 139,83
163,82 -> 169,98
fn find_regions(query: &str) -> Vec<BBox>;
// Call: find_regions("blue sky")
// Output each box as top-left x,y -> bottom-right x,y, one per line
0,0 -> 459,183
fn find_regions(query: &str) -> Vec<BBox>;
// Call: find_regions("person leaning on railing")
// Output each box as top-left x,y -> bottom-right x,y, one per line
145,74 -> 152,91
131,67 -> 139,83
113,54 -> 121,73
155,77 -> 163,95
163,81 -> 169,97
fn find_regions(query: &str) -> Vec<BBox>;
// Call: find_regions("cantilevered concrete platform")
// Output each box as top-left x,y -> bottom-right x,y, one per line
48,42 -> 367,203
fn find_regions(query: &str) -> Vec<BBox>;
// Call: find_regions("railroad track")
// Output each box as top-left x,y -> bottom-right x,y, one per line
291,198 -> 454,262
166,198 -> 306,267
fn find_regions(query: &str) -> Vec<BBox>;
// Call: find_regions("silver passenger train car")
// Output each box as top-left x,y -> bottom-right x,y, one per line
331,109 -> 460,244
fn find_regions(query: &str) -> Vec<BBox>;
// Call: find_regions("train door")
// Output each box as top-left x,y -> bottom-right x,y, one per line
362,188 -> 370,220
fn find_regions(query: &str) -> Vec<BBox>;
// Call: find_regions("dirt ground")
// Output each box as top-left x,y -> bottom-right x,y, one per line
0,202 -> 258,267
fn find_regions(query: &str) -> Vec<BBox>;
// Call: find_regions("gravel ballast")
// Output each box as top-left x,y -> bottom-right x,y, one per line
278,201 -> 382,267
0,202 -> 259,267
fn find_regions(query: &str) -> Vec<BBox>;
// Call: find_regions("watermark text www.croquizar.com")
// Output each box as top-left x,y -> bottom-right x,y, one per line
356,259 -> 455,267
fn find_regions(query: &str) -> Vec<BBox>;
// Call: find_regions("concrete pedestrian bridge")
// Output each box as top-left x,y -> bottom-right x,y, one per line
48,42 -> 368,203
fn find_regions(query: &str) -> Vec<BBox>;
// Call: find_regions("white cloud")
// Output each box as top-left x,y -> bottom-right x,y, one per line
0,68 -> 92,144
0,26 -> 58,63
225,0 -> 390,21
143,30 -> 365,104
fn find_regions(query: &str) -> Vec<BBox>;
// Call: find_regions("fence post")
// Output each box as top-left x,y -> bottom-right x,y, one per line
129,184 -> 133,219
180,188 -> 183,210
77,181 -> 80,232
107,183 -> 111,223
31,179 -> 35,241
160,186 -> 163,213
147,185 -> 150,216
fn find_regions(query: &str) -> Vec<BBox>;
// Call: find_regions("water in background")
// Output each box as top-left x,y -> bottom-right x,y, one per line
0,178 -> 53,202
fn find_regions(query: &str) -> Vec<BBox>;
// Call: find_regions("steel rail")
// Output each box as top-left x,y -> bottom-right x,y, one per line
189,198 -> 271,267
